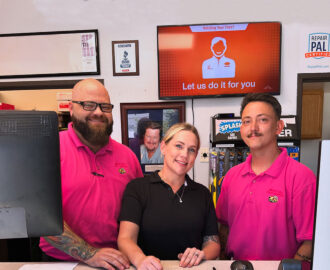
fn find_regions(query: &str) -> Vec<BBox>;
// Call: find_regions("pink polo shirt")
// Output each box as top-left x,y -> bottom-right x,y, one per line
40,123 -> 143,260
216,148 -> 316,260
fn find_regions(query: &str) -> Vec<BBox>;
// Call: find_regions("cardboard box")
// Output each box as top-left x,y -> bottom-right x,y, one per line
0,103 -> 15,110
58,101 -> 70,112
56,92 -> 72,112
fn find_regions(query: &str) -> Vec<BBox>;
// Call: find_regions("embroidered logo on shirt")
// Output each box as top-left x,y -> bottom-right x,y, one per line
267,189 -> 283,197
268,195 -> 279,203
119,168 -> 126,174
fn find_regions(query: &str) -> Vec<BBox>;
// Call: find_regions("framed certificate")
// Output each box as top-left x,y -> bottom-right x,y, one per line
0,30 -> 100,79
112,40 -> 140,76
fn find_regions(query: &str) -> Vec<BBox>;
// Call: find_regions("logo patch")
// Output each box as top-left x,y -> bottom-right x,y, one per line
305,33 -> 330,59
119,168 -> 126,174
268,195 -> 278,203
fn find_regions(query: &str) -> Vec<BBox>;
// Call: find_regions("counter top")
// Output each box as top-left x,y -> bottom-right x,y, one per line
0,260 -> 281,270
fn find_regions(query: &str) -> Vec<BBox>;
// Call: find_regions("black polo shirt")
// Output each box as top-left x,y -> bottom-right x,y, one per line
119,171 -> 218,259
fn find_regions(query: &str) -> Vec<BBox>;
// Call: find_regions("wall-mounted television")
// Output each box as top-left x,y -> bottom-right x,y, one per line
157,22 -> 281,100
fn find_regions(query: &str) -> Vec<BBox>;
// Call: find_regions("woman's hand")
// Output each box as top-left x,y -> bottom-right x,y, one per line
178,247 -> 205,268
137,255 -> 163,270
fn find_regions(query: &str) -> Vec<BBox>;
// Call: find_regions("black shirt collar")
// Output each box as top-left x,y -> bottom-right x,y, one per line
150,171 -> 197,190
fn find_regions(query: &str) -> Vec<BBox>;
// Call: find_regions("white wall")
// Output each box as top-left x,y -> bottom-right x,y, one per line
0,0 -> 330,186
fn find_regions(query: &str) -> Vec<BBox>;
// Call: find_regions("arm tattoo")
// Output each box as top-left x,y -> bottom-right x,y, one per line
44,222 -> 97,261
202,235 -> 220,248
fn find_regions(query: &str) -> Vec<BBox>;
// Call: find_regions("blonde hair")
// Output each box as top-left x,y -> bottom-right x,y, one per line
162,122 -> 200,150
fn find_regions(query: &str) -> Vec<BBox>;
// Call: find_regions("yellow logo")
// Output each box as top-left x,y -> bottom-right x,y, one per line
119,168 -> 126,174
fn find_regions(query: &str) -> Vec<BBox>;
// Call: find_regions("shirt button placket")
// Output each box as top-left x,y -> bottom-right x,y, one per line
249,177 -> 257,198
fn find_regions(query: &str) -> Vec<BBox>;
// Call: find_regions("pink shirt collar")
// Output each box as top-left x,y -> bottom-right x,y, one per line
242,147 -> 288,178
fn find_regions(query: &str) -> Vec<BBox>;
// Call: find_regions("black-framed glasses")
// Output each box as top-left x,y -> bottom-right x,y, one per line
72,101 -> 114,113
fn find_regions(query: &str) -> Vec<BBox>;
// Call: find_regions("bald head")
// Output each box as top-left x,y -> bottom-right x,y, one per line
72,78 -> 110,103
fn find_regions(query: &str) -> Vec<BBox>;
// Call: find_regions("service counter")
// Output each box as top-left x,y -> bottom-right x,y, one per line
0,260 -> 281,270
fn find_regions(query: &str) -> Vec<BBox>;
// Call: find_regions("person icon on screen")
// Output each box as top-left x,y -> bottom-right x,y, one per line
202,37 -> 235,79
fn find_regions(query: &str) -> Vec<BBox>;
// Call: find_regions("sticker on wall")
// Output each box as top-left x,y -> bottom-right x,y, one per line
305,33 -> 330,59
300,28 -> 330,72
81,33 -> 97,72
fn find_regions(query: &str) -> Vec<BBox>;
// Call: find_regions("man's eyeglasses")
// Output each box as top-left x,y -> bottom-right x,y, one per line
72,101 -> 114,113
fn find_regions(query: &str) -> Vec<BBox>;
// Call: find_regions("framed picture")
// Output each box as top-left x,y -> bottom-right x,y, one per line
112,40 -> 139,76
120,102 -> 185,173
0,30 -> 100,79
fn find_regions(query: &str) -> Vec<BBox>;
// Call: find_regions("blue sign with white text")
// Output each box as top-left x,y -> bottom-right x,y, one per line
218,120 -> 242,134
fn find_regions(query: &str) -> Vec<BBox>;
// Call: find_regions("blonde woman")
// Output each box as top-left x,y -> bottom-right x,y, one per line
118,123 -> 220,270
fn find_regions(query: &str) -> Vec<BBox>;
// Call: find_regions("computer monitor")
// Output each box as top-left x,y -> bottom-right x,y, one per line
0,110 -> 63,239
311,140 -> 330,269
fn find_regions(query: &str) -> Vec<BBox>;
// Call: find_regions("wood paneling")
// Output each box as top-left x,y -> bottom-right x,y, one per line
301,90 -> 324,139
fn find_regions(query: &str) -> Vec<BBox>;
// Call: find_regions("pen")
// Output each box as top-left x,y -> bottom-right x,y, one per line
91,172 -> 104,177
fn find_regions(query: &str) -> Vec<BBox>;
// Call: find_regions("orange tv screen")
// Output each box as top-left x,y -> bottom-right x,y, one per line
157,22 -> 281,99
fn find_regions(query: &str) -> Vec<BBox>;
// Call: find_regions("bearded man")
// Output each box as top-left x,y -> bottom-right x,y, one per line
39,79 -> 143,270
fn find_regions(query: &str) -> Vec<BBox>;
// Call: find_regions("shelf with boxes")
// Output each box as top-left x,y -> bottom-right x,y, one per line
56,92 -> 71,131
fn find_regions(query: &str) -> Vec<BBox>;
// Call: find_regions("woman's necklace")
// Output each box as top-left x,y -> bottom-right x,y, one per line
159,171 -> 187,203
176,181 -> 187,203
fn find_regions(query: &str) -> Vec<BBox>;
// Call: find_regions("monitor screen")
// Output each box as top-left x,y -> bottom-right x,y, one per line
158,22 -> 281,99
0,111 -> 62,239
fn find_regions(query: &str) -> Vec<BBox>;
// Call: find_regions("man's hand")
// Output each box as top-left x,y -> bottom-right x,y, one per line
85,247 -> 130,270
45,222 -> 130,269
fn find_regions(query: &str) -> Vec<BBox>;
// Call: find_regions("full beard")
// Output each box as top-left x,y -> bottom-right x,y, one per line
72,114 -> 113,147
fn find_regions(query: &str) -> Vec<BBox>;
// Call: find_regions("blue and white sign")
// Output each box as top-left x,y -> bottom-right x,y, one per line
297,25 -> 330,72
218,119 -> 241,134
305,33 -> 330,59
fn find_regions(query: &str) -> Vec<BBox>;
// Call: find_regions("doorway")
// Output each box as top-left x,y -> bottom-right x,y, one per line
297,72 -> 330,176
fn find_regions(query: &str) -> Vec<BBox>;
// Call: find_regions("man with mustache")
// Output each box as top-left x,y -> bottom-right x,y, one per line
39,79 -> 143,270
216,93 -> 316,261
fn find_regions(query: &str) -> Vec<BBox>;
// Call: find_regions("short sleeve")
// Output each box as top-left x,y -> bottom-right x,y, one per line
129,150 -> 143,178
119,179 -> 145,225
292,170 -> 316,241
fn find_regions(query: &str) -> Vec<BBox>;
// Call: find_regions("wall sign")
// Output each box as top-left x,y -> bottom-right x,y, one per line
0,30 -> 100,79
112,40 -> 140,76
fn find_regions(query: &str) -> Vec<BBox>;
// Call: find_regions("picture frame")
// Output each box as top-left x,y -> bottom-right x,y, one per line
120,102 -> 185,173
112,40 -> 140,76
0,29 -> 100,79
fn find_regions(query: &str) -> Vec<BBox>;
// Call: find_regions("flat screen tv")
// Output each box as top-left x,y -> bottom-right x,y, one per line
157,22 -> 281,99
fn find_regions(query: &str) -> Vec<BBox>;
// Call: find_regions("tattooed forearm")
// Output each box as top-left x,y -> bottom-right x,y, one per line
44,222 -> 97,261
202,235 -> 220,248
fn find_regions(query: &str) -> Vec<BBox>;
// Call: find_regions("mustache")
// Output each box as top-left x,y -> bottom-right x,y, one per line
247,132 -> 263,138
87,115 -> 108,123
